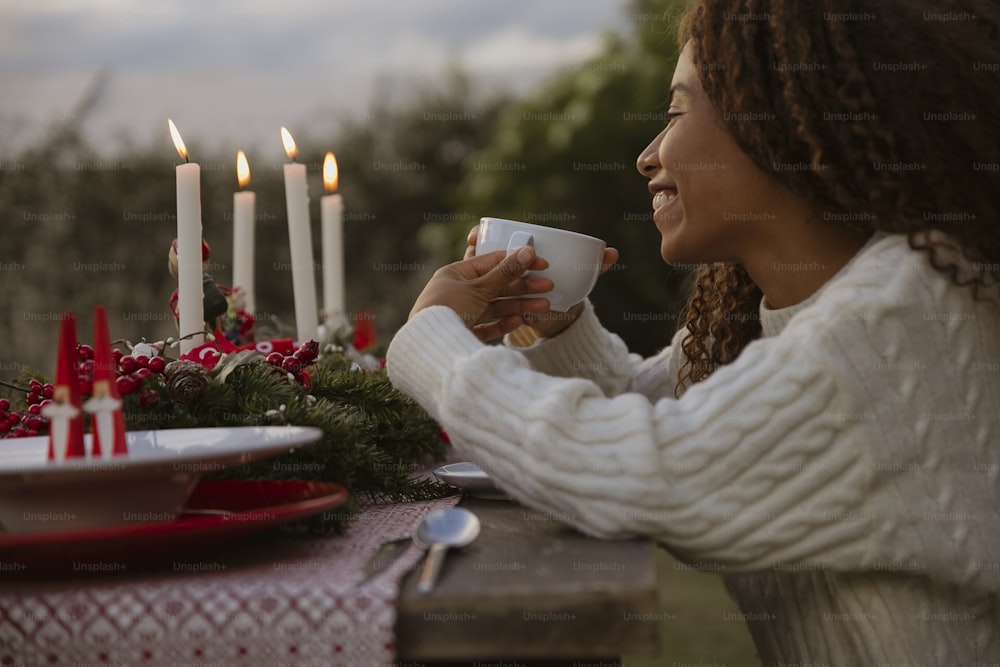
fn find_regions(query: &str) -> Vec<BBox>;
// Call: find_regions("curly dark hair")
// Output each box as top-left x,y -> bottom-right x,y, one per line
673,0 -> 1000,394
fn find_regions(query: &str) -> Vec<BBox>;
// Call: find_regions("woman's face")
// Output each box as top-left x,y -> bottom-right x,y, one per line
637,43 -> 791,266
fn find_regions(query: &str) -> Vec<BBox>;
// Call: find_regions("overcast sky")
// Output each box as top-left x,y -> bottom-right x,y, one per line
1,0 -> 629,158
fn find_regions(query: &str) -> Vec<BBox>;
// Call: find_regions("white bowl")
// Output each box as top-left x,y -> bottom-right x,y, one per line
0,426 -> 323,534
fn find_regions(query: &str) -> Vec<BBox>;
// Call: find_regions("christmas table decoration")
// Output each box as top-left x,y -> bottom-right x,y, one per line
1,316 -> 450,533
168,239 -> 255,346
0,125 -> 449,534
83,304 -> 128,458
40,313 -> 85,461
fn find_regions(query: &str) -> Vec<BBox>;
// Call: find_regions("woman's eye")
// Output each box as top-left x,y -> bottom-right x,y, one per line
665,111 -> 683,125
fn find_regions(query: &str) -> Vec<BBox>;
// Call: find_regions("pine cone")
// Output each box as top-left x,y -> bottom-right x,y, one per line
164,359 -> 210,404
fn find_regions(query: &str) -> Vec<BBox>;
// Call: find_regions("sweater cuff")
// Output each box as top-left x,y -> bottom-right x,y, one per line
385,306 -> 486,418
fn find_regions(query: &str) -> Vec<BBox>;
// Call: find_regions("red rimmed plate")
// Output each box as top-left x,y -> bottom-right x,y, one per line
0,479 -> 348,579
0,426 -> 324,534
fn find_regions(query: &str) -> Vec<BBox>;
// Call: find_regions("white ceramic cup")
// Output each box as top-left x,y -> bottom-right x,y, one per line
475,217 -> 607,312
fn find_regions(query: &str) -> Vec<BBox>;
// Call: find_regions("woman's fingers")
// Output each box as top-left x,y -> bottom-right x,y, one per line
599,247 -> 620,275
484,296 -> 551,321
498,275 -> 554,298
471,314 -> 526,343
463,227 -> 479,260
467,296 -> 551,331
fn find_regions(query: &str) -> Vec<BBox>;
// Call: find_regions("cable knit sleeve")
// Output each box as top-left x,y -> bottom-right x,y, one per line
387,305 -> 875,572
503,299 -> 687,402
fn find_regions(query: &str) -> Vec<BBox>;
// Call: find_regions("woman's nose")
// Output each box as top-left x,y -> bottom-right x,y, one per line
636,129 -> 664,177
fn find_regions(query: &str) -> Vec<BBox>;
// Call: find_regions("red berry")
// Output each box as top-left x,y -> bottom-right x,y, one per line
77,344 -> 95,360
147,357 -> 166,373
39,399 -> 51,410
8,413 -> 21,425
0,420 -> 10,434
266,352 -> 285,367
79,360 -> 95,376
119,356 -> 138,374
134,368 -> 153,381
115,376 -> 135,396
78,376 -> 93,397
133,354 -> 150,369
0,398 -> 8,412
23,415 -> 42,431
295,341 -> 319,363
8,427 -> 27,438
27,404 -> 42,416
29,379 -> 43,393
111,348 -> 124,364
281,356 -> 301,374
140,390 -> 159,408
41,385 -> 54,400
26,391 -> 40,405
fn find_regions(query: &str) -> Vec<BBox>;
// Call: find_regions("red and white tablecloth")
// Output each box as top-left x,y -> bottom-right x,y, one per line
0,495 -> 460,667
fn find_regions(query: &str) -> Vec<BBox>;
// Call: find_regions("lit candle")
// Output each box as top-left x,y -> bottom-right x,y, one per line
280,127 -> 319,343
321,151 -> 345,328
232,150 -> 256,315
168,119 -> 205,354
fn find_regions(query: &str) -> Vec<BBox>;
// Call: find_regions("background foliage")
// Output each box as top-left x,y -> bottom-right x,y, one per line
0,0 -> 693,375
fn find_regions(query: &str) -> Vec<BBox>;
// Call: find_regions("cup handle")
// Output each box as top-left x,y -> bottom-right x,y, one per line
507,231 -> 534,255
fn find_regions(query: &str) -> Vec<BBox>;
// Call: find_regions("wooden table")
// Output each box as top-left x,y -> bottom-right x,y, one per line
0,494 -> 658,666
395,496 -> 660,665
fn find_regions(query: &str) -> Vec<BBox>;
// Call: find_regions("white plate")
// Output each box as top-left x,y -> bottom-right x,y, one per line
0,426 -> 323,534
432,462 -> 508,500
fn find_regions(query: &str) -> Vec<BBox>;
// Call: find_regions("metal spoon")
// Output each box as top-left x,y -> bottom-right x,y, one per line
413,507 -> 480,594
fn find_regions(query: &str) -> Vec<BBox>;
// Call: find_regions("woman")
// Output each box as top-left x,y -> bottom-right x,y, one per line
386,0 -> 1000,663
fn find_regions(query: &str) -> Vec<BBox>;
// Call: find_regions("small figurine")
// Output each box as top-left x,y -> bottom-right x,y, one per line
41,314 -> 86,461
83,305 -> 127,459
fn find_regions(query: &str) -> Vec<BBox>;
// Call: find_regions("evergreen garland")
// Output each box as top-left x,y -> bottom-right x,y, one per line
2,345 -> 453,534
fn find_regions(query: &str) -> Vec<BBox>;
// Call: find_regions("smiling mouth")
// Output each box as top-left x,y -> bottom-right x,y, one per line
652,189 -> 678,210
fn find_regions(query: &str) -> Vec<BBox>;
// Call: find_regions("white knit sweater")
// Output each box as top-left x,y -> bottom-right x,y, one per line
386,233 -> 1000,666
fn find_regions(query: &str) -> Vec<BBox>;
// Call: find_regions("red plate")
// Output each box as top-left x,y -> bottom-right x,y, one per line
0,479 -> 348,579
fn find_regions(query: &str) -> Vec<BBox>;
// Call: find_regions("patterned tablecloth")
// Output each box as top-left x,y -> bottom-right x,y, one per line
0,495 -> 461,667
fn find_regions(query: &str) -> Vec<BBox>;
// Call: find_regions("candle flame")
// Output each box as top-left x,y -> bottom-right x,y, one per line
323,152 -> 339,192
280,127 -> 298,160
236,150 -> 251,188
168,118 -> 188,161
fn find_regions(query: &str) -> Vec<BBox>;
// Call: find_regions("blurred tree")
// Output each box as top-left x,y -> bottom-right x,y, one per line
432,0 -> 693,356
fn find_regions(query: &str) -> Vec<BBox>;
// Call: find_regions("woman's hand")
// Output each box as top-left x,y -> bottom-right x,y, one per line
463,226 -> 620,339
409,244 -> 556,342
